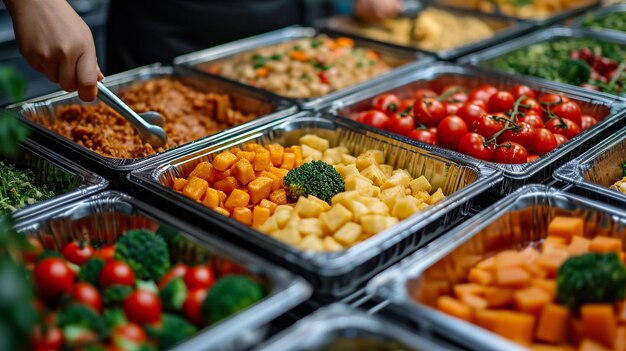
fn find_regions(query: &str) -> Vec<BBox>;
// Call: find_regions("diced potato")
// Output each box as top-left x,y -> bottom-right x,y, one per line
331,191 -> 360,207
294,197 -> 325,218
361,214 -> 388,235
337,163 -> 359,177
322,148 -> 343,165
413,190 -> 431,202
380,164 -> 394,178
324,237 -> 344,251
368,199 -> 390,215
392,169 -> 411,177
298,218 -> 324,237
299,135 -> 329,152
274,208 -> 294,229
362,150 -> 385,164
298,235 -> 325,252
427,188 -> 445,205
355,153 -> 378,171
301,144 -> 322,161
320,204 -> 353,233
380,185 -> 406,209
344,174 -> 375,196
347,200 -> 370,222
358,196 -> 377,205
381,172 -> 411,190
334,222 -> 363,246
391,196 -> 420,220
307,195 -> 331,211
409,176 -> 433,193
303,156 -> 314,164
342,154 -> 357,165
360,164 -> 387,186
272,228 -> 301,246
259,217 -> 279,233
385,217 -> 399,229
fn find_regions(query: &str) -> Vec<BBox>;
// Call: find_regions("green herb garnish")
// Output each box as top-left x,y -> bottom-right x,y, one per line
0,160 -> 56,214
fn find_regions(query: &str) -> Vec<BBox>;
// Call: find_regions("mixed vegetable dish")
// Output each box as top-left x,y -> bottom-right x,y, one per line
581,10 -> 626,33
610,162 -> 626,194
0,160 -> 59,215
434,0 -> 595,19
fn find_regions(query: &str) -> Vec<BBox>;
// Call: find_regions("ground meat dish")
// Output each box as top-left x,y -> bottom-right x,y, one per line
33,78 -> 258,159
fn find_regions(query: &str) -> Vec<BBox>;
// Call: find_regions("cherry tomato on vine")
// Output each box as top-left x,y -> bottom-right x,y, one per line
62,241 -> 94,266
500,122 -> 536,150
488,91 -> 515,113
458,133 -> 495,161
414,89 -> 437,100
34,258 -> 75,298
446,103 -> 462,116
93,244 -> 115,261
527,154 -> 540,163
23,237 -> 43,264
456,103 -> 486,128
112,323 -> 147,345
124,290 -> 161,325
360,110 -> 390,130
469,85 -> 498,103
32,326 -> 64,350
545,118 -> 581,140
437,116 -> 468,150
511,85 -> 536,100
551,101 -> 582,126
388,113 -> 416,136
553,134 -> 568,146
518,98 -> 542,116
397,99 -> 415,114
474,114 -> 505,140
413,98 -> 447,127
100,261 -> 135,288
467,99 -> 488,111
579,115 -> 598,131
494,142 -> 528,164
408,129 -> 437,145
372,93 -> 400,113
183,289 -> 207,325
539,93 -> 571,110
441,85 -> 468,104
184,265 -> 216,291
517,111 -> 545,129
531,128 -> 558,156
158,263 -> 188,289
71,282 -> 102,312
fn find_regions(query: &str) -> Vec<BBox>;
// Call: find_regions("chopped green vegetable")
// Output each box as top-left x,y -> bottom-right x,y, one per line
0,160 -> 56,215
102,285 -> 133,306
103,308 -> 127,329
311,40 -> 323,48
159,276 -> 187,311
78,258 -> 105,287
283,160 -> 345,204
201,275 -> 264,324
35,249 -> 63,263
556,252 -> 626,314
269,54 -> 283,61
582,11 -> 626,33
145,314 -> 197,350
558,59 -> 591,86
114,229 -> 170,281
622,162 -> 626,177
58,304 -> 109,347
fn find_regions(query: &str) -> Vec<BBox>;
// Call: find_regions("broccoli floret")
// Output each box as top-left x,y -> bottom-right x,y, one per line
35,249 -> 63,262
145,314 -> 197,350
156,225 -> 210,265
78,258 -> 105,287
558,59 -> 591,86
58,304 -> 109,347
102,285 -> 133,307
114,229 -> 170,281
159,276 -> 187,311
557,252 -> 626,314
103,308 -> 127,329
283,160 -> 345,204
202,275 -> 265,324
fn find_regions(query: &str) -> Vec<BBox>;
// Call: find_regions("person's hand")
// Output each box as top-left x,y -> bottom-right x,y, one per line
354,0 -> 402,22
5,0 -> 103,101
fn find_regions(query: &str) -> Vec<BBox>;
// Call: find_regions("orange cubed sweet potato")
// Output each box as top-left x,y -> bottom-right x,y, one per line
236,151 -> 256,162
484,287 -> 514,308
232,207 -> 252,226
491,311 -> 535,344
287,145 -> 303,167
581,304 -> 616,348
252,206 -> 271,229
568,236 -> 591,256
547,216 -> 584,243
578,339 -> 610,351
460,293 -> 488,310
269,188 -> 288,205
182,177 -> 209,201
477,256 -> 496,271
280,152 -> 296,170
267,144 -> 284,166
615,326 -> 626,351
259,171 -> 281,191
213,151 -> 238,172
530,344 -> 574,351
215,169 -> 231,181
589,236 -> 622,253
259,199 -> 278,214
231,158 -> 256,185
230,147 -> 241,154
495,267 -> 531,288
244,143 -> 263,152
523,262 -> 549,279
189,162 -> 219,183
253,150 -> 271,172
468,268 -> 493,286
542,236 -> 567,252
436,296 -> 472,322
248,177 -> 274,204
453,283 -> 486,298
537,251 -> 570,278
535,303 -> 571,343
495,250 -> 525,268
531,279 -> 556,300
214,207 -> 230,217
173,178 -> 189,191
475,309 -> 502,331
202,187 -> 220,209
224,189 -> 250,209
269,167 -> 289,183
514,286 -> 551,316
213,176 -> 239,194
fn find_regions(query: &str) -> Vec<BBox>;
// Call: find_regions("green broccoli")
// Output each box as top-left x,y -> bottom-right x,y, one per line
202,275 -> 265,324
35,249 -> 63,262
78,258 -> 105,287
557,252 -> 626,314
156,225 -> 210,265
558,59 -> 591,86
283,160 -> 345,204
145,314 -> 197,350
102,285 -> 133,306
159,276 -> 187,311
57,304 -> 109,347
622,162 -> 626,177
114,229 -> 170,281
103,308 -> 127,329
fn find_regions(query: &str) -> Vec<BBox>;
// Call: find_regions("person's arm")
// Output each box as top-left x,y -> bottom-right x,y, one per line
353,0 -> 401,22
4,0 -> 102,101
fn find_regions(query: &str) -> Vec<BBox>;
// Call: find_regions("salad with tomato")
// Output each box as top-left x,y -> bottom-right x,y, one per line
352,84 -> 599,164
24,227 -> 265,350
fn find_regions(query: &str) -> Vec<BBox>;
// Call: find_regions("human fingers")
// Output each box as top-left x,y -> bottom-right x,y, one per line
75,50 -> 99,101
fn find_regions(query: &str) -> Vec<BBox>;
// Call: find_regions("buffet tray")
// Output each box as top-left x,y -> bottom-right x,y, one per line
3,139 -> 108,221
173,26 -> 432,110
319,5 -> 535,60
572,4 -> 626,39
129,113 -> 501,298
327,62 -> 626,197
15,191 -> 311,351
5,64 -> 297,188
367,184 -> 626,351
257,304 -> 454,351
555,124 -> 626,208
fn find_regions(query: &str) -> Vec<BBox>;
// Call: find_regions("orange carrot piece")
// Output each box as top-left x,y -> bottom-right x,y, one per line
269,188 -> 288,205
212,151 -> 238,172
468,268 -> 493,286
213,176 -> 239,194
231,158 -> 256,186
252,206 -> 271,229
232,207 -> 252,226
202,187 -> 220,209
189,162 -> 219,183
258,199 -> 278,214
224,189 -> 250,209
589,236 -> 622,253
182,177 -> 208,201
547,216 -> 584,242
253,150 -> 271,172
495,267 -> 531,288
436,296 -> 472,322
484,287 -> 514,308
280,152 -> 296,170
530,279 -> 556,300
578,339 -> 610,351
568,236 -> 591,256
514,286 -> 551,316
247,177 -> 273,205
267,144 -> 284,167
535,303 -> 571,343
173,178 -> 189,191
259,171 -> 281,191
236,151 -> 256,162
491,311 -> 535,344
214,207 -> 230,217
581,304 -> 616,348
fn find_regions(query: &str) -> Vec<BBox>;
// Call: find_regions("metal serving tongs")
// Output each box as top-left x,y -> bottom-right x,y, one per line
97,81 -> 168,148
398,0 -> 423,44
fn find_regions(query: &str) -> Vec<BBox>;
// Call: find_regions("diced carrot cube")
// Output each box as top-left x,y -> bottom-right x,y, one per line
495,250 -> 525,268
514,286 -> 551,316
269,167 -> 289,183
522,262 -> 549,279
252,206 -> 271,229
537,251 -> 569,278
280,152 -> 296,170
244,143 -> 263,152
232,207 -> 252,226
581,304 -> 616,348
189,162 -> 219,183
542,236 -> 567,252
436,296 -> 472,322
213,176 -> 239,194
214,207 -> 230,217
182,177 -> 208,201
173,178 -> 189,191
615,326 -> 626,351
269,188 -> 288,205
568,236 -> 590,256
259,199 -> 278,214
224,189 -> 250,209
453,283 -> 486,298
484,287 -> 514,308
253,150 -> 271,172
247,177 -> 273,205
215,169 -> 231,181
213,151 -> 238,172
267,144 -> 284,167
531,279 -> 556,300
519,247 -> 540,264
548,216 -> 584,243
468,268 -> 493,286
259,171 -> 280,191
231,158 -> 256,185
236,151 -> 256,162
535,303 -> 571,344
286,145 -> 303,167
229,147 -> 241,154
460,293 -> 488,310
202,187 -> 220,209
589,236 -> 622,253
491,311 -> 535,344
475,309 -> 501,331
477,256 -> 496,271
579,339 -> 610,351
495,267 -> 531,288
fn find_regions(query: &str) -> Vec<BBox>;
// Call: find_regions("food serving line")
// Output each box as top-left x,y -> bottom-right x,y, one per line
3,1 -> 626,350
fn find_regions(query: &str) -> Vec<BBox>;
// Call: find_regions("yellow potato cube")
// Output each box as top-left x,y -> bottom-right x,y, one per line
301,144 -> 322,161
337,163 -> 359,178
258,217 -> 279,233
324,237 -> 344,251
409,176 -> 432,193
391,197 -> 420,220
274,208 -> 294,229
334,222 -> 363,246
427,188 -> 445,205
347,200 -> 370,222
303,156 -> 314,164
272,228 -> 301,245
385,217 -> 399,229
380,185 -> 406,209
307,195 -> 331,211
355,153 -> 378,171
392,169 -> 411,177
299,135 -> 329,152
360,164 -> 387,186
320,204 -> 353,233
341,154 -> 357,165
294,197 -> 324,218
413,190 -> 431,202
298,235 -> 325,251
345,174 -> 375,196
380,164 -> 394,178
381,172 -> 411,190
361,214 -> 388,235
362,150 -> 385,164
298,218 -> 324,237
417,202 -> 429,211
322,148 -> 344,165
368,200 -> 390,215
331,191 -> 360,207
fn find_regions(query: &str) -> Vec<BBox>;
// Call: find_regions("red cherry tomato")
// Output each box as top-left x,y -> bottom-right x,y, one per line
388,113 -> 416,136
467,99 -> 488,111
579,115 -> 598,131
397,99 -> 415,114
184,266 -> 216,291
458,133 -> 495,161
158,263 -> 188,289
511,85 -> 536,100
441,85 -> 468,104
407,129 -> 437,145
71,282 -> 102,312
469,85 -> 498,103
215,260 -> 247,276
532,128 -> 558,156
112,323 -> 147,344
100,261 -> 135,288
124,290 -> 162,325
183,289 -> 207,325
32,326 -> 64,350
413,98 -> 447,127
317,71 -> 330,85
551,101 -> 582,126
62,241 -> 94,266
553,133 -> 569,146
23,237 -> 43,264
527,154 -> 540,163
500,122 -> 537,150
360,110 -> 390,130
414,89 -> 437,100
517,112 -> 545,129
539,94 -> 571,110
446,102 -> 462,116
488,91 -> 515,113
474,114 -> 505,139
34,258 -> 75,298
594,57 -> 618,75
437,116 -> 468,150
545,118 -> 581,140
93,245 -> 116,261
372,93 -> 401,113
456,103 -> 487,128
494,142 -> 528,164
518,98 -> 542,116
